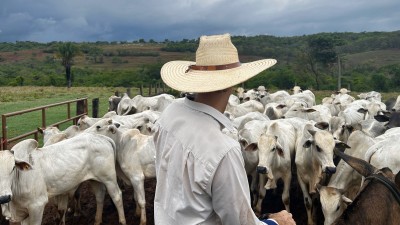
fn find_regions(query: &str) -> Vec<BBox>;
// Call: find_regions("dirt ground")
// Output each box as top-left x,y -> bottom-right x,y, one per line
1,175 -> 324,225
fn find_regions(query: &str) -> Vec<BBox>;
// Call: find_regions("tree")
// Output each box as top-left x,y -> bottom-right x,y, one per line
56,42 -> 80,88
302,35 -> 338,90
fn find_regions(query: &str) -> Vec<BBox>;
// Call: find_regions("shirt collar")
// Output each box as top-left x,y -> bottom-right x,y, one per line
183,97 -> 235,132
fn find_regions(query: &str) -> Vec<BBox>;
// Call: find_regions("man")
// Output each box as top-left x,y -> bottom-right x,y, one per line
153,33 -> 295,225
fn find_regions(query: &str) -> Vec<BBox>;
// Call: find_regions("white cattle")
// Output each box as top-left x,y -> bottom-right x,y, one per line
319,130 -> 375,225
238,120 -> 271,206
357,91 -> 382,102
329,116 -> 352,143
264,102 -> 288,120
229,94 -> 240,105
391,95 -> 400,111
332,93 -> 355,110
242,89 -> 258,102
77,115 -> 103,130
255,120 -> 296,213
284,102 -> 331,123
291,86 -> 303,94
132,94 -> 175,113
231,111 -> 269,130
86,120 -> 155,225
235,87 -> 245,102
365,133 -> 400,174
257,86 -> 268,99
285,90 -> 316,108
293,121 -> 338,225
117,93 -> 136,115
108,95 -> 122,112
225,99 -> 264,118
0,133 -> 126,225
260,90 -> 290,106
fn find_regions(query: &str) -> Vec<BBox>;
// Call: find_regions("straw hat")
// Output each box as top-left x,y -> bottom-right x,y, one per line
160,33 -> 277,93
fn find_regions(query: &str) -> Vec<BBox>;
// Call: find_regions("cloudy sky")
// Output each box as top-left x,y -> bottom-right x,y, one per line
0,0 -> 399,43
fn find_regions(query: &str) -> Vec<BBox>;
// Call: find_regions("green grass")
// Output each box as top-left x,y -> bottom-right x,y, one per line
0,86 -> 134,148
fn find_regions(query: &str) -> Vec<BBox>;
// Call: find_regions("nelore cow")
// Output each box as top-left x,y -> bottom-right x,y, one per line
331,149 -> 400,225
0,133 -> 126,225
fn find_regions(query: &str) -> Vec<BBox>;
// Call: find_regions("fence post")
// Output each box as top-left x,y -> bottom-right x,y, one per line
76,99 -> 85,124
1,115 -> 7,150
92,98 -> 99,118
140,85 -> 143,96
115,91 -> 119,97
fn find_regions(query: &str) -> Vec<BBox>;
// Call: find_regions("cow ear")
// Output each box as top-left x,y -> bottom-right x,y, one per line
316,184 -> 322,192
357,108 -> 368,114
303,140 -> 313,148
277,104 -> 286,109
342,195 -> 352,205
374,114 -> 390,122
15,159 -> 33,171
307,129 -> 317,136
335,141 -> 350,152
239,139 -> 248,148
245,143 -> 258,151
315,122 -> 329,130
302,108 -> 316,113
276,147 -> 284,157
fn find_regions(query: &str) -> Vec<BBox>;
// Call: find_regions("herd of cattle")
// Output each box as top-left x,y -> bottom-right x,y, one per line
1,86 -> 400,225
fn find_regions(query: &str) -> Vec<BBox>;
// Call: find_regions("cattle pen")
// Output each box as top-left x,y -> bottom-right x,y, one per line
1,98 -> 88,150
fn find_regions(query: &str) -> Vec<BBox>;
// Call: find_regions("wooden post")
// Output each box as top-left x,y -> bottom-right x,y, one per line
92,98 -> 99,118
140,85 -> 143,96
76,99 -> 85,124
115,91 -> 119,97
163,83 -> 166,93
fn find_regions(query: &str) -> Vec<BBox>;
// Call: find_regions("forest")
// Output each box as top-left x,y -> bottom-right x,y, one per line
0,30 -> 400,92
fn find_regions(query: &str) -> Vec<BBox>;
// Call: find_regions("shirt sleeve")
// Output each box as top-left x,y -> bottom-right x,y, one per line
211,147 -> 267,225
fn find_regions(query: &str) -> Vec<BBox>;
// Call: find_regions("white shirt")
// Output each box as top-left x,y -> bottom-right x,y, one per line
153,98 -> 268,225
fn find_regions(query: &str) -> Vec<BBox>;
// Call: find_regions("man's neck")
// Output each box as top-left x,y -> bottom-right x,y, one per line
194,88 -> 232,113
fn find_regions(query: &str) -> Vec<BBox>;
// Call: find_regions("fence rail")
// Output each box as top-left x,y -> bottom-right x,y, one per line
1,98 -> 88,150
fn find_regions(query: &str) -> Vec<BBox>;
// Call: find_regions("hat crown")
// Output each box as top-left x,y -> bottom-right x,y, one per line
195,34 -> 239,66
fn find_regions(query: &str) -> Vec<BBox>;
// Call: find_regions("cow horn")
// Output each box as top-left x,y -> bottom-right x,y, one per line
333,148 -> 377,177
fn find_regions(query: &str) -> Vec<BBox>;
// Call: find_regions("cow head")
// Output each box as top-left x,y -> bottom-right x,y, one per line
0,150 -> 33,205
256,134 -> 285,186
303,127 -> 337,175
318,185 -> 352,225
375,111 -> 400,130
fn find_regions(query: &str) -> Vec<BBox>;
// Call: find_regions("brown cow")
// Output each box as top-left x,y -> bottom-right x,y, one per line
332,148 -> 400,225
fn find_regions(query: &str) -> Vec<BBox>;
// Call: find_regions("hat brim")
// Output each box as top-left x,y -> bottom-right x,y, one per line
161,59 -> 277,93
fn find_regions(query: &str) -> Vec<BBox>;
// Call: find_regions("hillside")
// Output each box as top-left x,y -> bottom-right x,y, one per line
0,31 -> 399,91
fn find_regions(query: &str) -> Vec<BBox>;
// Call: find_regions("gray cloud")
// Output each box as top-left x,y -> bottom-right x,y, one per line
0,0 -> 399,42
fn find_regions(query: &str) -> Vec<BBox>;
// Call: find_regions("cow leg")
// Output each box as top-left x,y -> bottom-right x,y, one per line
71,185 -> 83,217
103,180 -> 127,225
250,170 -> 259,207
297,174 -> 314,225
27,204 -> 46,225
89,181 -> 106,225
131,173 -> 147,225
282,174 -> 291,212
255,174 -> 266,215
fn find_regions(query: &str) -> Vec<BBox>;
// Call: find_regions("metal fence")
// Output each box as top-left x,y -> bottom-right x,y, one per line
1,98 -> 88,150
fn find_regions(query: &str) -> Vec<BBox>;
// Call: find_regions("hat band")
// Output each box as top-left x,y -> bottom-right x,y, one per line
187,62 -> 241,72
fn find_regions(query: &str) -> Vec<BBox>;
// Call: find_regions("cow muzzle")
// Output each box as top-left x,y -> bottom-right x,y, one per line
256,166 -> 268,174
324,166 -> 337,174
0,195 -> 11,204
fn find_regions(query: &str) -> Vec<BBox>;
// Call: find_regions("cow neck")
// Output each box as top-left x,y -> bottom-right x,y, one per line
364,173 -> 400,206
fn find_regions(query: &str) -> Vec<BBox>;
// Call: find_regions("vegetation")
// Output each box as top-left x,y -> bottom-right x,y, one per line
0,31 -> 400,92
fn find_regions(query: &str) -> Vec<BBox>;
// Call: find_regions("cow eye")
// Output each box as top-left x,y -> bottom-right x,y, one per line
271,147 -> 276,152
316,145 -> 322,152
96,126 -> 101,130
336,205 -> 340,211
